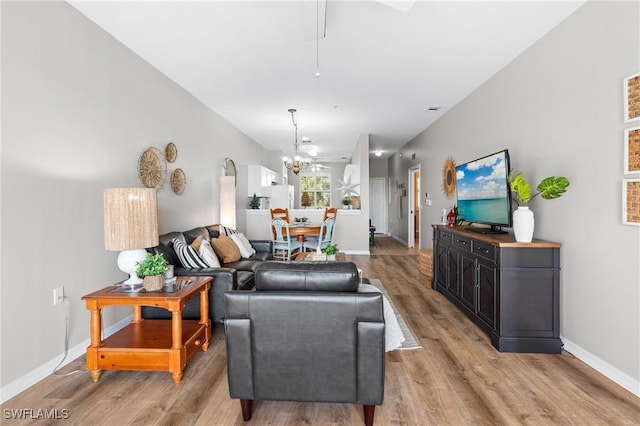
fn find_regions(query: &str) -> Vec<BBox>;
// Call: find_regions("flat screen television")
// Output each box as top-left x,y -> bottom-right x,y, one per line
455,149 -> 512,234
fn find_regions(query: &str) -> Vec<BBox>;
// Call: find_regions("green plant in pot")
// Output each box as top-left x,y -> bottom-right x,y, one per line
250,193 -> 261,209
321,243 -> 338,259
342,197 -> 352,209
135,252 -> 169,291
508,172 -> 570,243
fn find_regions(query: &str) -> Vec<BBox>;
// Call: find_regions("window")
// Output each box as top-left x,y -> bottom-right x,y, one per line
299,173 -> 331,208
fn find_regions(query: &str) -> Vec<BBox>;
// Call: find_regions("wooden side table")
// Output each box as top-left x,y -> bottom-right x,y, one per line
81,276 -> 211,383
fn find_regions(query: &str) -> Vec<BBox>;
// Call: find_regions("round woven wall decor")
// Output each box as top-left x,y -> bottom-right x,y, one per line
442,156 -> 457,199
165,142 -> 177,163
138,147 -> 166,189
171,168 -> 186,195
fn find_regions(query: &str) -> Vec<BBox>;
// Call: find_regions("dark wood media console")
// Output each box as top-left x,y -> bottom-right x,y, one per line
432,225 -> 562,353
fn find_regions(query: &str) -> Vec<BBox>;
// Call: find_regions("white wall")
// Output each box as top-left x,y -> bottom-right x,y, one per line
1,1 -> 267,389
393,0 -> 639,391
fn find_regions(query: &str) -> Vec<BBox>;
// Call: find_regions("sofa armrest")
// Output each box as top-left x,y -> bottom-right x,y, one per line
178,267 -> 238,323
250,240 -> 272,254
141,267 -> 238,324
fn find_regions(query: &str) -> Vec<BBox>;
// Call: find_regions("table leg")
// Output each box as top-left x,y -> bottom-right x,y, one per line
170,310 -> 184,383
88,307 -> 102,382
132,305 -> 142,323
200,287 -> 210,351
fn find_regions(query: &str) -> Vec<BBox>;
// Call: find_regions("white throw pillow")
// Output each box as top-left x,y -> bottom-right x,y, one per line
230,233 -> 255,259
237,233 -> 256,257
198,239 -> 221,268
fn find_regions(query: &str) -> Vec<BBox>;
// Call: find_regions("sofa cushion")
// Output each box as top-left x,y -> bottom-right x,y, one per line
223,259 -> 264,274
218,225 -> 239,237
205,225 -> 220,240
191,235 -> 203,251
230,233 -> 256,259
155,231 -> 185,266
173,238 -> 208,268
211,235 -> 242,263
255,261 -> 359,292
236,270 -> 255,290
198,239 -> 221,268
183,227 -> 210,245
249,251 -> 272,262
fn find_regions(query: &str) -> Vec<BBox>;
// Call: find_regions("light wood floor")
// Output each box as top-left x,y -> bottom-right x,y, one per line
3,237 -> 639,425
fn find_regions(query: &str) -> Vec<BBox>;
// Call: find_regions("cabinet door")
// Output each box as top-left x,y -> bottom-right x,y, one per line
435,243 -> 448,290
460,253 -> 476,311
477,258 -> 497,329
447,248 -> 460,298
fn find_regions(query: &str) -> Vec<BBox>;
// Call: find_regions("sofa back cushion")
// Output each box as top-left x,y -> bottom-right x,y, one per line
153,231 -> 185,266
255,261 -> 359,292
183,227 -> 209,245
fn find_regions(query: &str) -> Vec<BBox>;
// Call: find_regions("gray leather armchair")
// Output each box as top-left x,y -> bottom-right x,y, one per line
224,261 -> 385,426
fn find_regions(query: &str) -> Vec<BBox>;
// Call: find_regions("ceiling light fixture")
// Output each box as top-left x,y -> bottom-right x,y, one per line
282,108 -> 312,175
374,151 -> 382,157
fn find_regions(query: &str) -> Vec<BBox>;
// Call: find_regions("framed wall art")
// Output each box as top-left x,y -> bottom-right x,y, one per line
622,178 -> 640,226
624,126 -> 640,174
623,72 -> 640,123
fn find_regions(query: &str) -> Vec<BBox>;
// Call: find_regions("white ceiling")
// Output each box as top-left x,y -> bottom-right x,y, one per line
69,0 -> 585,160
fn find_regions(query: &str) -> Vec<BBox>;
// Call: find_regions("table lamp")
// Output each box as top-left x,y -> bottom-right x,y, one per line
103,188 -> 159,290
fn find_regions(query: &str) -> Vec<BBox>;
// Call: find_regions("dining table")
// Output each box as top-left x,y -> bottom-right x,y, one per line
287,222 -> 321,242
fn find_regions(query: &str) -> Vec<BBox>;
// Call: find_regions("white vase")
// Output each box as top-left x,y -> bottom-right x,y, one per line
513,206 -> 534,243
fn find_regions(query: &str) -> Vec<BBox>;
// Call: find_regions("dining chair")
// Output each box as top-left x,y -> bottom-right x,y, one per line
270,207 -> 290,222
303,217 -> 335,253
323,207 -> 338,221
271,218 -> 302,261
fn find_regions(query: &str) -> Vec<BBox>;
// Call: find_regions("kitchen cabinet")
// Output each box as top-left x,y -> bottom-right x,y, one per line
246,165 -> 278,197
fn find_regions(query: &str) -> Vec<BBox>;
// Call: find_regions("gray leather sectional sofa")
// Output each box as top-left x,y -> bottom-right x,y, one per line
142,225 -> 272,323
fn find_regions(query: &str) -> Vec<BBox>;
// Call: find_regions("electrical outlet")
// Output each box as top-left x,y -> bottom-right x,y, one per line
53,286 -> 64,305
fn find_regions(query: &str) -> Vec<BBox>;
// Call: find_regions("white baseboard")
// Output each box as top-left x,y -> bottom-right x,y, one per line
342,250 -> 370,255
0,315 -> 132,404
561,336 -> 639,397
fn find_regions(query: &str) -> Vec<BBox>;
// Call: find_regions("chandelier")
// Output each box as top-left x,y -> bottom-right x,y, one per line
282,108 -> 312,175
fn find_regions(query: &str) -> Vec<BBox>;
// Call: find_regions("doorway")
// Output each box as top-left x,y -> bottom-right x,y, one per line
369,178 -> 387,235
408,166 -> 420,248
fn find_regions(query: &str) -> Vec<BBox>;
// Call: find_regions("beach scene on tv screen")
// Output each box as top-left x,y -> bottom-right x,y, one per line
456,152 -> 510,224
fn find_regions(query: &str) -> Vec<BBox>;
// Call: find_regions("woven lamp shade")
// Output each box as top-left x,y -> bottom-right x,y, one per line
104,188 -> 159,250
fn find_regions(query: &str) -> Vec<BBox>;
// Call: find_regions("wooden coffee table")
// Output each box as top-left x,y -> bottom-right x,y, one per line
81,276 -> 211,383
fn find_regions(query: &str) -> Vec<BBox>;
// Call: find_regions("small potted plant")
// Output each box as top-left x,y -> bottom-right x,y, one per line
508,172 -> 570,242
321,243 -> 339,260
250,193 -> 261,209
508,173 -> 570,206
342,197 -> 352,209
135,253 -> 169,291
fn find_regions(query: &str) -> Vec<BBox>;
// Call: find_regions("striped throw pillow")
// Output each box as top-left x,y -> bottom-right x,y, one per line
218,225 -> 238,237
172,238 -> 208,268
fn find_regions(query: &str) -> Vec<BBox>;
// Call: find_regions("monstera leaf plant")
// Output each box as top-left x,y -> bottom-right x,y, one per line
509,172 -> 570,206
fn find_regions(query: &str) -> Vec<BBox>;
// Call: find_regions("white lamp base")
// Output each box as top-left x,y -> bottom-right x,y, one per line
117,249 -> 147,289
